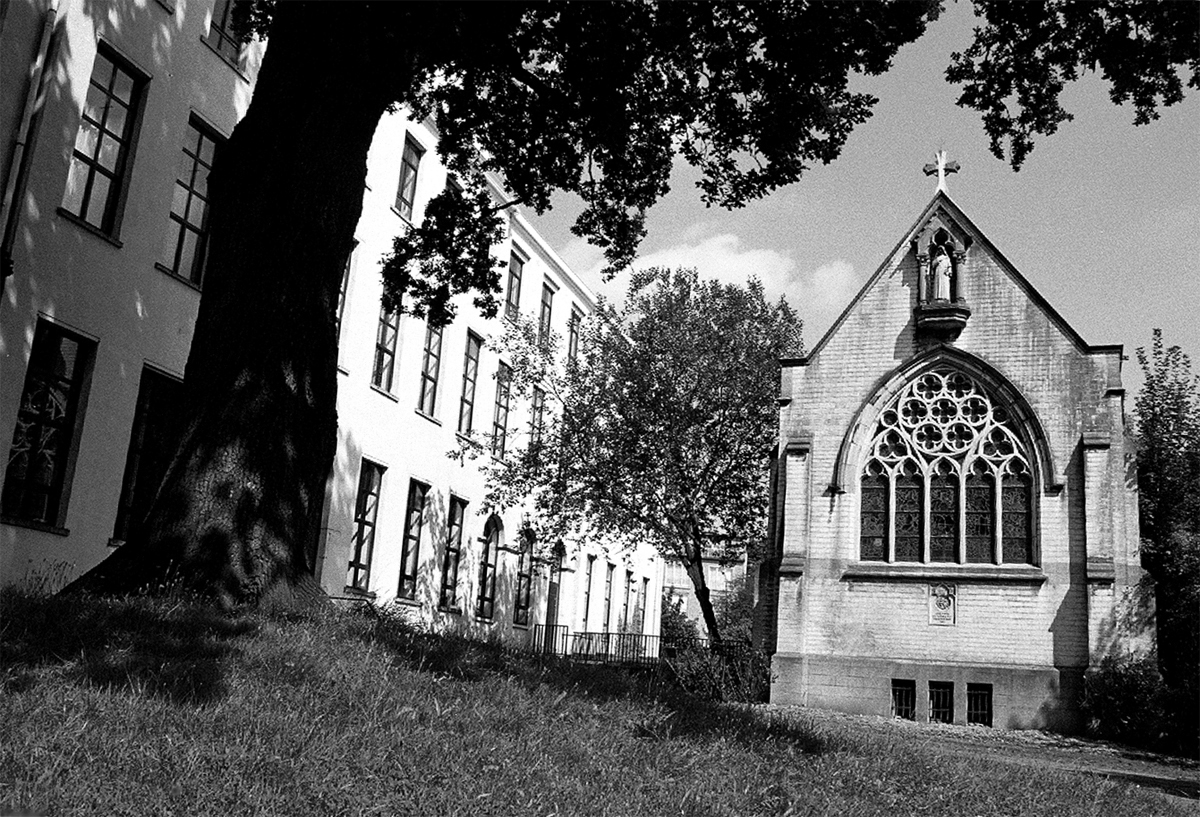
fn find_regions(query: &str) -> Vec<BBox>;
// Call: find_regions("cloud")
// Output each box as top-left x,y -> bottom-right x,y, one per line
557,231 -> 862,350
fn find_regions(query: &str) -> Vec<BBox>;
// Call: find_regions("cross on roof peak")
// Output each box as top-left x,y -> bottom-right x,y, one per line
923,150 -> 960,193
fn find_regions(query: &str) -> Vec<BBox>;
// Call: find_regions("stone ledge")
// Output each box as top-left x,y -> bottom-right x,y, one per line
841,563 -> 1047,584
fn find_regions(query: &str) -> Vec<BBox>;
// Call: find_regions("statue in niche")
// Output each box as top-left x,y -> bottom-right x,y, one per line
931,245 -> 953,301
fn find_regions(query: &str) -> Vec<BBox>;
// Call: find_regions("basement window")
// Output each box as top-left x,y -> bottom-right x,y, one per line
891,679 -> 916,720
928,681 -> 954,724
966,683 -> 993,727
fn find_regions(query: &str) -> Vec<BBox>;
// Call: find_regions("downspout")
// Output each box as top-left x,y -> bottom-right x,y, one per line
0,0 -> 58,293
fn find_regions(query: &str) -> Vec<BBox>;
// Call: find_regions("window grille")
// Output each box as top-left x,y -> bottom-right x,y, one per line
2,322 -> 93,525
372,307 -> 400,391
418,322 -> 443,416
966,683 -> 993,727
891,679 -> 916,720
477,516 -> 501,619
513,530 -> 534,626
858,367 -> 1035,565
929,681 -> 954,724
539,282 -> 554,345
347,461 -> 384,592
505,252 -> 524,320
439,497 -> 467,611
160,117 -> 221,285
205,0 -> 246,64
491,363 -> 512,457
458,332 -> 482,434
398,480 -> 428,599
395,136 -> 423,221
62,47 -> 143,234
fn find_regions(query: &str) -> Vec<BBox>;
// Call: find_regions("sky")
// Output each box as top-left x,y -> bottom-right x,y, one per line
532,0 -> 1200,398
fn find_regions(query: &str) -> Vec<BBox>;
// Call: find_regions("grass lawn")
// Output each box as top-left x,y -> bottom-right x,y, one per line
0,591 -> 1189,816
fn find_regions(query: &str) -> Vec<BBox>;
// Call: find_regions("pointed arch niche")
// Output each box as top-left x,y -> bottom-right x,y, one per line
833,351 -> 1062,576
913,210 -> 972,339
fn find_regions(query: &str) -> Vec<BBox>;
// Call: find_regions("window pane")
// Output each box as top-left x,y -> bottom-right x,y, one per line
894,472 -> 922,562
84,83 -> 107,124
929,474 -> 957,562
1002,474 -> 1033,564
159,218 -> 182,269
860,471 -> 887,561
178,229 -> 200,282
62,157 -> 89,216
75,120 -> 100,158
104,101 -> 128,140
97,134 -> 120,172
2,324 -> 89,524
85,173 -> 112,227
111,68 -> 134,104
965,472 -> 994,563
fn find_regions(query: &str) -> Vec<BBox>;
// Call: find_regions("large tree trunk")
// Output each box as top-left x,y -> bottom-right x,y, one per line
66,6 -> 402,604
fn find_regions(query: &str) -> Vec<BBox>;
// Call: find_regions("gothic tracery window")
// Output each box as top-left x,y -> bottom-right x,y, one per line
858,368 -> 1035,565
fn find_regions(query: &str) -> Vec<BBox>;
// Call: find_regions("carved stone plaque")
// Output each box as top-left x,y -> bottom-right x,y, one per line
928,583 -> 957,626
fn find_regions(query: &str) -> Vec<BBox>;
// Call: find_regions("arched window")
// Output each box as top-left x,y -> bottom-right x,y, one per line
513,526 -> 534,627
858,368 -> 1036,565
477,515 -> 501,619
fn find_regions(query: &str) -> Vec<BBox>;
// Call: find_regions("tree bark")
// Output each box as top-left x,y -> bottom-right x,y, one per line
66,6 -> 401,604
683,534 -> 723,644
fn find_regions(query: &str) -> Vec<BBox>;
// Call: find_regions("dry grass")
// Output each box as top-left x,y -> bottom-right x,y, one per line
0,591 -> 1189,816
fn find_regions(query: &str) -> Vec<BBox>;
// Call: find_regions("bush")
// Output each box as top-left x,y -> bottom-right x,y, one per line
1083,652 -> 1196,756
662,640 -> 770,703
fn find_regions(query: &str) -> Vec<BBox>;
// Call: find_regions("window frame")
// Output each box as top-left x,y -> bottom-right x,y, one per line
439,496 -> 468,612
1,320 -> 96,529
417,321 -> 443,417
567,306 -> 582,363
476,515 -> 501,620
158,115 -> 223,287
398,479 -> 429,599
60,43 -> 147,239
394,135 -> 424,222
112,366 -> 184,545
457,331 -> 483,435
538,281 -> 555,345
204,0 -> 249,69
602,562 -> 615,634
504,251 -> 525,321
372,306 -> 400,392
581,554 -> 596,630
856,368 -> 1039,568
335,241 -> 358,341
347,460 -> 385,593
491,362 -> 512,458
513,530 -> 534,627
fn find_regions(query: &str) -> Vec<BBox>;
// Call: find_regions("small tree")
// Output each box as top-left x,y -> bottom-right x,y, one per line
470,267 -> 801,643
1135,330 -> 1200,713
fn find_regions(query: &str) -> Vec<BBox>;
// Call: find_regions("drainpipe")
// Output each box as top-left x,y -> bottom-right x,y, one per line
0,0 -> 58,293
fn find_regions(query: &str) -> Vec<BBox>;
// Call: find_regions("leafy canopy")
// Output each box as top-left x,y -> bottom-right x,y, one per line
948,0 -> 1200,170
467,268 -> 800,639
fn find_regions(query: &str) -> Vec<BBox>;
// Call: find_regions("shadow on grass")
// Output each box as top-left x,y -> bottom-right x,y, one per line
0,589 -> 256,705
347,603 -> 846,758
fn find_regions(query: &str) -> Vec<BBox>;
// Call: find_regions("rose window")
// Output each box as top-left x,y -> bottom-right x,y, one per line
859,367 -> 1034,565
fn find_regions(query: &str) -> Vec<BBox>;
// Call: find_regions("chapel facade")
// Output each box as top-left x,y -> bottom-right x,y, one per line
760,180 -> 1151,731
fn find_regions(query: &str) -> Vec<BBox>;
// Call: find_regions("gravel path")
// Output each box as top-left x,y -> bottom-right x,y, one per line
769,706 -> 1200,800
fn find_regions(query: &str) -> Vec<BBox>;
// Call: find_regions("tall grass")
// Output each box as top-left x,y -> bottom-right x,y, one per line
0,591 -> 1189,816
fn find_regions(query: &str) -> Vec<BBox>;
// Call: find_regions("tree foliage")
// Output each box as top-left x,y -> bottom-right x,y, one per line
1134,329 -> 1200,707
948,0 -> 1200,170
468,268 -> 801,642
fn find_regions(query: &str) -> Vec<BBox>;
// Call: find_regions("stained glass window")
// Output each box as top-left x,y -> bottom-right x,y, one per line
1002,469 -> 1033,564
894,467 -> 923,563
929,469 -> 958,563
859,468 -> 888,561
858,366 -> 1035,566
